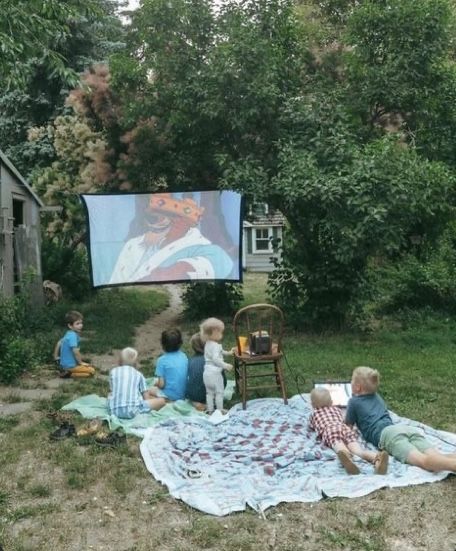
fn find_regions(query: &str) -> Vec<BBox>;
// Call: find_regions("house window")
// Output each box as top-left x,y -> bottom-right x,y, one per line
253,227 -> 273,253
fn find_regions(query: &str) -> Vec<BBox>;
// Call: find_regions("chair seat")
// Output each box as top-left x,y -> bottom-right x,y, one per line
233,304 -> 288,409
233,351 -> 283,363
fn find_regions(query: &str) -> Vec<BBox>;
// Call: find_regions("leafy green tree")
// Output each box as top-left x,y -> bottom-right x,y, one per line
24,0 -> 456,323
0,0 -> 125,176
110,0 -> 305,191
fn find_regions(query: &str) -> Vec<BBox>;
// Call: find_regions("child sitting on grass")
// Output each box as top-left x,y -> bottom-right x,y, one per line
346,366 -> 456,472
54,310 -> 95,378
108,347 -> 165,418
200,318 -> 233,414
147,329 -> 188,402
186,332 -> 227,411
309,387 -> 388,475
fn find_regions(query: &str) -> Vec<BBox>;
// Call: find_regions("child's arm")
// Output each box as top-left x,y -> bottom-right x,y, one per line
206,342 -> 232,370
53,339 -> 61,364
153,356 -> 166,389
154,377 -> 165,389
72,347 -> 89,366
344,398 -> 356,427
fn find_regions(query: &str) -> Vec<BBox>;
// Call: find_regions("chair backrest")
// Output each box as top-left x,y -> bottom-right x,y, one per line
233,303 -> 284,355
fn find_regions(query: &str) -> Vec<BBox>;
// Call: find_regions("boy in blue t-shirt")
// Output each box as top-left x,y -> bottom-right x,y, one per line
146,329 -> 188,401
54,311 -> 95,378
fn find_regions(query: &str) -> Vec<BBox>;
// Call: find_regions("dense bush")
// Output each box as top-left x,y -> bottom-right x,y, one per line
0,338 -> 37,384
370,223 -> 456,314
182,282 -> 243,321
41,237 -> 93,301
268,139 -> 455,328
0,294 -> 44,383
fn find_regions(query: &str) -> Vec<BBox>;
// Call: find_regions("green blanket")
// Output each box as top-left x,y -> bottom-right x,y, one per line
62,394 -> 204,435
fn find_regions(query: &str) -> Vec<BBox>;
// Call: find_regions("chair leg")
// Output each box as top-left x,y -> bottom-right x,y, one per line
241,363 -> 247,410
275,360 -> 288,405
234,358 -> 240,393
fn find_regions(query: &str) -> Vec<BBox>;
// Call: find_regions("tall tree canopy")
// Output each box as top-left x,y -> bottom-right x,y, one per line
23,0 -> 456,323
0,0 -> 125,175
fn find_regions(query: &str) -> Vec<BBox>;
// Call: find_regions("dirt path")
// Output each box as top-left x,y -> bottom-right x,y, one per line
0,285 -> 183,413
94,285 -> 184,373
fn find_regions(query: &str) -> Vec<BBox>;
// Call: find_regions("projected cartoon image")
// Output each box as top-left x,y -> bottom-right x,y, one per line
81,191 -> 242,287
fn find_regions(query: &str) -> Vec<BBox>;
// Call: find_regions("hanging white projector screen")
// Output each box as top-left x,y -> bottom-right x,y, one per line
81,190 -> 243,288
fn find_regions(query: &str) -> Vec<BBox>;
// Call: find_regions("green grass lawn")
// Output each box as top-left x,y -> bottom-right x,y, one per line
283,318 -> 456,431
179,272 -> 456,432
42,287 -> 169,359
1,278 -> 456,550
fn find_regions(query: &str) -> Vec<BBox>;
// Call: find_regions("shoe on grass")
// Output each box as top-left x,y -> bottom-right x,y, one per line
95,430 -> 126,447
76,419 -> 103,437
50,422 -> 76,441
337,450 -> 360,475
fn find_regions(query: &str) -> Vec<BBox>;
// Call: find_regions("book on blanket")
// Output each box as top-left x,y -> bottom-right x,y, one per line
313,381 -> 352,407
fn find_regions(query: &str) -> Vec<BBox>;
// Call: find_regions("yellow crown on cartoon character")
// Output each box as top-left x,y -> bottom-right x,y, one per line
148,193 -> 204,224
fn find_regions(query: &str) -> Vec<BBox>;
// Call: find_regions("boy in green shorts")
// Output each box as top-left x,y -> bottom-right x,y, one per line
345,366 -> 456,472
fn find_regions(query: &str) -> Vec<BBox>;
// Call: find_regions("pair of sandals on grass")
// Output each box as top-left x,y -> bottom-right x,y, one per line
48,417 -> 126,447
337,449 -> 389,475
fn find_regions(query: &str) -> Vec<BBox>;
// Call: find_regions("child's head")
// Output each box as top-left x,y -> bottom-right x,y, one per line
310,387 -> 332,408
65,310 -> 83,331
190,332 -> 205,355
161,328 -> 183,352
120,347 -> 138,366
200,317 -> 225,342
351,366 -> 380,395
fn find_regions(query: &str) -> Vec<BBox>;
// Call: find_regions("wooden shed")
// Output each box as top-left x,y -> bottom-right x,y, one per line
0,149 -> 44,302
243,204 -> 285,272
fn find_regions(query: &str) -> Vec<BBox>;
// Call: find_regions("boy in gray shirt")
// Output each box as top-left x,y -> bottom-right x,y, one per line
346,366 -> 456,472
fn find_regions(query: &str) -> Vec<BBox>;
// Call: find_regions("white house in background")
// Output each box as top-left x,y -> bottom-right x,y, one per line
242,204 -> 286,272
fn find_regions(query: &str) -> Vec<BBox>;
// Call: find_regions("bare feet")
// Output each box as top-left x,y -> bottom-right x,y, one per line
374,451 -> 389,475
337,450 -> 360,475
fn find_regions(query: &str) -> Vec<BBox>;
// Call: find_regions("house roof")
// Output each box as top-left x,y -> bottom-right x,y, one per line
244,210 -> 286,227
0,149 -> 44,207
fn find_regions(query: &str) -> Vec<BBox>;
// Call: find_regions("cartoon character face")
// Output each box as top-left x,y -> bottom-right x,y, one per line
144,211 -> 173,233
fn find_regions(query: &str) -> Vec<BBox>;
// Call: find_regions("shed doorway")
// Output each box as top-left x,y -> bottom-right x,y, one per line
12,198 -> 25,291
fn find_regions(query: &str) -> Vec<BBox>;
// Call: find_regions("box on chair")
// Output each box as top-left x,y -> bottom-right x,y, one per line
249,331 -> 271,354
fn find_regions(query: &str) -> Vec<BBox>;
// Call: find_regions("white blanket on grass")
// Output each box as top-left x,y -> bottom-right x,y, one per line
140,395 -> 456,516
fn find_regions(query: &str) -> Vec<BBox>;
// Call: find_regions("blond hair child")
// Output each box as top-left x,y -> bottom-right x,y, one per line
200,317 -> 233,413
309,387 -> 388,475
346,367 -> 456,472
108,347 -> 165,418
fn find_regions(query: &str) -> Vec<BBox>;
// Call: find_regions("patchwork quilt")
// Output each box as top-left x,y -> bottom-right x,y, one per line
140,395 -> 456,516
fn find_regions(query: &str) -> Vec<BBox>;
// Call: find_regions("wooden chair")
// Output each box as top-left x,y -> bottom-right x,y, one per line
233,303 -> 288,409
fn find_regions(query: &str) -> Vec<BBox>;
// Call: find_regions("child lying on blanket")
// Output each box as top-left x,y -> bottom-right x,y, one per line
108,347 -> 166,418
309,387 -> 389,475
346,366 -> 456,472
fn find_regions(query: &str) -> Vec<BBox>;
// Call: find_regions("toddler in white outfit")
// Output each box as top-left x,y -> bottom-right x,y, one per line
200,317 -> 233,413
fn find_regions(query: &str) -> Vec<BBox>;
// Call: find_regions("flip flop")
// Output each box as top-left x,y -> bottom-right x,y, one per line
337,450 -> 360,475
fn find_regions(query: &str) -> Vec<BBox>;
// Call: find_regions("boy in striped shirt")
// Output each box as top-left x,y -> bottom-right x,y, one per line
108,347 -> 165,419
